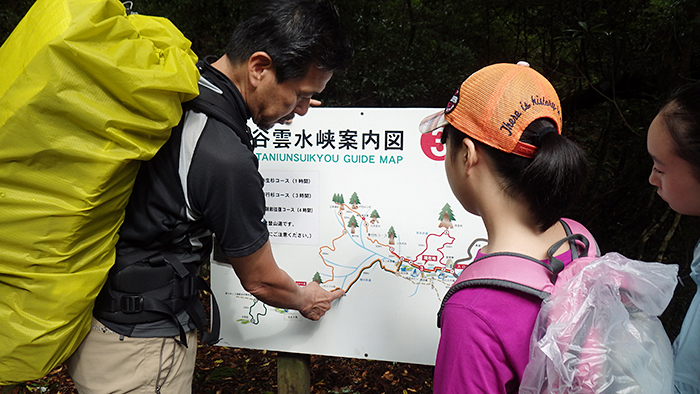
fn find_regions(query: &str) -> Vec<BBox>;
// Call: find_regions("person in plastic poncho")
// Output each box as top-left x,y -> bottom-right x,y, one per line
66,1 -> 352,393
647,82 -> 700,394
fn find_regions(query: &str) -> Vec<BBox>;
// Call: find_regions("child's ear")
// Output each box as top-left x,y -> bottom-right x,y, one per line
463,138 -> 479,173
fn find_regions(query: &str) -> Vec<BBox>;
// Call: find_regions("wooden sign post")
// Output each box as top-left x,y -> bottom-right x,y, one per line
277,352 -> 311,393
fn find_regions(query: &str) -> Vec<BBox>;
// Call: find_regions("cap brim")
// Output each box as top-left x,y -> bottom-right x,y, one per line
419,111 -> 448,134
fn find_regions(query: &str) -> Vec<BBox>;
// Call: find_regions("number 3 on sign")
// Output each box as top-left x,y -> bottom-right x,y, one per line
420,130 -> 445,161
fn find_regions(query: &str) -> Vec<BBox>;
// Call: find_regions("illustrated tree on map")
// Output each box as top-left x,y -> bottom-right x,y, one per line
369,209 -> 380,224
332,193 -> 345,210
438,203 -> 455,229
312,272 -> 322,284
347,215 -> 359,234
387,226 -> 397,245
349,192 -> 360,209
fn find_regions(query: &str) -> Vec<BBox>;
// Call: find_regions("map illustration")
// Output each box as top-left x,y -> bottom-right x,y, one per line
211,108 -> 488,365
319,195 -> 460,295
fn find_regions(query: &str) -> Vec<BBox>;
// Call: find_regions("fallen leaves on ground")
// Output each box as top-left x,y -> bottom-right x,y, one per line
11,346 -> 434,394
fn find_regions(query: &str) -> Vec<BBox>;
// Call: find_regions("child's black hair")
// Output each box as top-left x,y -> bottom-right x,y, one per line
441,119 -> 589,232
659,81 -> 700,181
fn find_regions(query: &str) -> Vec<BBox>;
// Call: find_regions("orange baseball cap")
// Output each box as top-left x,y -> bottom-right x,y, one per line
419,61 -> 562,158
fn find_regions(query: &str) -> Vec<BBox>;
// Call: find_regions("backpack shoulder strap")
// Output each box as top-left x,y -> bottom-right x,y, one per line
561,218 -> 600,257
437,219 -> 598,328
437,253 -> 555,327
182,84 -> 254,152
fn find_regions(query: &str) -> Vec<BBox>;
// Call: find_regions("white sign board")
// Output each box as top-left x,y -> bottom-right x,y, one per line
211,108 -> 487,365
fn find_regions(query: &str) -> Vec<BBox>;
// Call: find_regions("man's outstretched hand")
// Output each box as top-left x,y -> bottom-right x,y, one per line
299,282 -> 345,321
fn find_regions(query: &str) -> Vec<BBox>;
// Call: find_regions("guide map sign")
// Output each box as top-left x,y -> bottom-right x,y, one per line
211,108 -> 488,365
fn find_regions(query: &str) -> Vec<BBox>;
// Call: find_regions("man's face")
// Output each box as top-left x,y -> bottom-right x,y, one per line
251,65 -> 332,130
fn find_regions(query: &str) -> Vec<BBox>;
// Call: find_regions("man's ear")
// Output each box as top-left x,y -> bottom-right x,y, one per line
247,51 -> 274,88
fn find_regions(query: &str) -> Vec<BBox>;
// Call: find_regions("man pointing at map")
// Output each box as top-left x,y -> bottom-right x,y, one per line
66,1 -> 352,392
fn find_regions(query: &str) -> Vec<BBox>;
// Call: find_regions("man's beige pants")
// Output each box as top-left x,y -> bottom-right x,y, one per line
67,318 -> 197,394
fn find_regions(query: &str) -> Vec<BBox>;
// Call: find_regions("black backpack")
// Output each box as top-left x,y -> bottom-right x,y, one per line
94,87 -> 254,347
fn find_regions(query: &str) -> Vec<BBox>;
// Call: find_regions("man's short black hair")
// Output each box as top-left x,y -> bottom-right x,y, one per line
225,0 -> 353,83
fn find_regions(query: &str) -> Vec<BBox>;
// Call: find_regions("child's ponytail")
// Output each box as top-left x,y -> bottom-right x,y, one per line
480,118 -> 589,232
522,120 -> 588,231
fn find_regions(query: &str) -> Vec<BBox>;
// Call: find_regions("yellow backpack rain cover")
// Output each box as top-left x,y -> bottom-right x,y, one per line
0,0 -> 199,383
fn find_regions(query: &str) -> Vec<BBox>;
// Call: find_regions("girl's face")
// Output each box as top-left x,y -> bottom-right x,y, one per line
647,113 -> 700,216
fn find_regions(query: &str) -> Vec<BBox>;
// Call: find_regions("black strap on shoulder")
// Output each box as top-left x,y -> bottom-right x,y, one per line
560,218 -> 600,257
546,233 -> 589,283
182,96 -> 254,152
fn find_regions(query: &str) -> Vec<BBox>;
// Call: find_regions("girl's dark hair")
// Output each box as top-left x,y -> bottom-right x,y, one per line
441,119 -> 589,232
225,0 -> 353,83
659,81 -> 700,180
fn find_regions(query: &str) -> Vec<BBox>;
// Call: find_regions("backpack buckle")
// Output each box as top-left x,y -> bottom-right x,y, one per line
120,295 -> 144,313
181,275 -> 197,298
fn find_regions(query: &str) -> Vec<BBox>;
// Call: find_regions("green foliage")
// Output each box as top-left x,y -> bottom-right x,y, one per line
322,0 -> 475,106
146,0 -> 254,57
0,0 -> 35,45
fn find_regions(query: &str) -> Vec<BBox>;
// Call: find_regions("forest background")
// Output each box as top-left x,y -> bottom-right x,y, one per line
2,0 -> 700,392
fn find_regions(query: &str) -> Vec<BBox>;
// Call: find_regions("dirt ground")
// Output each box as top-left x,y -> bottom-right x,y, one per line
12,345 -> 434,394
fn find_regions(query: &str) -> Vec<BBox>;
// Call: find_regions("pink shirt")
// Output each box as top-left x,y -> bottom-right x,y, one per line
434,249 -> 573,394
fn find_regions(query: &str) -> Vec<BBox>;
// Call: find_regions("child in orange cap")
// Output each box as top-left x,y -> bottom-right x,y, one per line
421,62 -> 592,393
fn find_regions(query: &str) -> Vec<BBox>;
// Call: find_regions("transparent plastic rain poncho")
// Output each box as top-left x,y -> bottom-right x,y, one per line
520,253 -> 678,394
